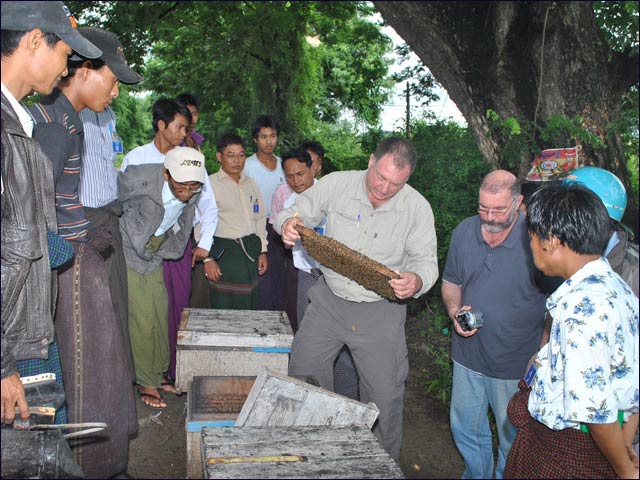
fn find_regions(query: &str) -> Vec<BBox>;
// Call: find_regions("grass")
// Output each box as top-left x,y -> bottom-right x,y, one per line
410,299 -> 453,406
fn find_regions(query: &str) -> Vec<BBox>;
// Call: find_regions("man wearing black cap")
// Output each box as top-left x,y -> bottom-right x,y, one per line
78,27 -> 143,390
28,27 -> 141,479
1,1 -> 101,426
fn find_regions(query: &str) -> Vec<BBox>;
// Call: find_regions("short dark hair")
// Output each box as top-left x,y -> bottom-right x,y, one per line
58,58 -> 107,87
251,115 -> 279,139
282,148 -> 312,170
152,98 -> 192,133
217,133 -> 246,152
175,93 -> 200,110
526,182 -> 611,255
373,136 -> 417,173
1,29 -> 59,56
299,140 -> 325,160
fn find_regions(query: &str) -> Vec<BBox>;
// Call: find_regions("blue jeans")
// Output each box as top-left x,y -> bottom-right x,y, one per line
450,361 -> 519,479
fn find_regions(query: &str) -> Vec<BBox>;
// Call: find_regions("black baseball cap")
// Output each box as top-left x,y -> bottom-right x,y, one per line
1,1 -> 102,59
75,27 -> 143,84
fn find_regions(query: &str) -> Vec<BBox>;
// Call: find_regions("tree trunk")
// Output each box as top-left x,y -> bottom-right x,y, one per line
374,1 -> 639,235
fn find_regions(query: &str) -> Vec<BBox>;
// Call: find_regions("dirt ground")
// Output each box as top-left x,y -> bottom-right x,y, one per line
126,318 -> 464,479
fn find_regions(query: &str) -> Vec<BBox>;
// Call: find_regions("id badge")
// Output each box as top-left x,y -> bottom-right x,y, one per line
253,200 -> 259,213
112,140 -> 123,154
524,363 -> 537,387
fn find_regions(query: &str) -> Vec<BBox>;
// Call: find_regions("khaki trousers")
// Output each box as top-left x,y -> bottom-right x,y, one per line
288,276 -> 408,461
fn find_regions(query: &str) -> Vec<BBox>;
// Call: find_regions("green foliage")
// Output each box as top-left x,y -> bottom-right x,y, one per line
593,1 -> 639,53
68,1 -> 395,151
540,115 -> 605,148
608,86 -> 639,197
413,303 -> 453,406
410,120 -> 490,270
485,107 -> 638,200
111,87 -> 154,152
485,109 -> 613,172
312,9 -> 394,125
393,43 -> 440,109
306,119 -> 368,173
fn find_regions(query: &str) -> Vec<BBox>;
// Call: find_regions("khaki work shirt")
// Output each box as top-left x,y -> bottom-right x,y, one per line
209,170 -> 268,252
274,169 -> 438,302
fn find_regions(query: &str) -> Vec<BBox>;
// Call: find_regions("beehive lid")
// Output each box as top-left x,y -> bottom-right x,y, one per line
202,425 -> 404,479
236,367 -> 379,429
178,309 -> 293,349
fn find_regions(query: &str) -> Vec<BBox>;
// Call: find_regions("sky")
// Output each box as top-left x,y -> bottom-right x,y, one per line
379,24 -> 466,131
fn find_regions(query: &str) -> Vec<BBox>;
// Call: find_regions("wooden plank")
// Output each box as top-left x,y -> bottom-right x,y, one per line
236,368 -> 379,429
178,309 -> 293,349
202,425 -> 403,479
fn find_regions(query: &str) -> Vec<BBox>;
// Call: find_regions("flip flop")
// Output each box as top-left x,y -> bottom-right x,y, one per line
160,378 -> 182,396
138,388 -> 166,410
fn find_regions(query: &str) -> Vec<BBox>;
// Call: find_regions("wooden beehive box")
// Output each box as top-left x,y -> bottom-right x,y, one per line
236,367 -> 379,428
186,376 -> 256,479
176,309 -> 293,394
202,425 -> 404,479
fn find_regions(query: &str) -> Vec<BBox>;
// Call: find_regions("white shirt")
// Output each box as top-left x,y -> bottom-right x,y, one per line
243,153 -> 285,218
1,83 -> 33,137
154,181 -> 187,236
122,141 -> 219,251
283,183 -> 321,273
1,83 -> 34,195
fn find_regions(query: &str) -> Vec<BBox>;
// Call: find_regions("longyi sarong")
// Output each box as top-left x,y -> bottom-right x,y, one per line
504,380 -> 616,478
209,235 -> 261,310
190,235 -> 211,309
55,226 -> 137,478
127,235 -> 169,389
84,202 -> 134,381
257,222 -> 287,310
163,239 -> 192,381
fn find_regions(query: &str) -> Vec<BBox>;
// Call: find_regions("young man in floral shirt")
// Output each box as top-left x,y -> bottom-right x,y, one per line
505,182 -> 639,479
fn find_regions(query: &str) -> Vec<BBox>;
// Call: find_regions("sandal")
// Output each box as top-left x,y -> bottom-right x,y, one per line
160,378 -> 181,396
138,387 -> 166,410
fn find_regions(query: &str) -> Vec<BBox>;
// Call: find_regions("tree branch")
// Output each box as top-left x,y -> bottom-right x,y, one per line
158,2 -> 180,20
610,48 -> 640,96
248,51 -> 269,67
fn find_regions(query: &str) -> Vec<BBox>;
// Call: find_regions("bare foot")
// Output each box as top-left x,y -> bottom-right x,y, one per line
160,378 -> 179,396
138,387 -> 166,409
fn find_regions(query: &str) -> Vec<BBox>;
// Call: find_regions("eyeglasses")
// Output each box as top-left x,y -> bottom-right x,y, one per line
477,198 -> 517,216
169,177 -> 202,194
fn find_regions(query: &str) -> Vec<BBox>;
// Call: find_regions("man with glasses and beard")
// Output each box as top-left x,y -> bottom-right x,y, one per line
441,170 -> 548,479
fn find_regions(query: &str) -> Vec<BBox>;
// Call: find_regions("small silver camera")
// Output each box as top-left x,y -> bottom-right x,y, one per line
457,310 -> 484,332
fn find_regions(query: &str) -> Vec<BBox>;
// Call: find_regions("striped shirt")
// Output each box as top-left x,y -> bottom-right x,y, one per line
30,90 -> 90,242
78,107 -> 118,208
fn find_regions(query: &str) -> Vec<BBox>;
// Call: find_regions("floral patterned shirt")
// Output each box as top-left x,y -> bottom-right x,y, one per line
529,258 -> 639,430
